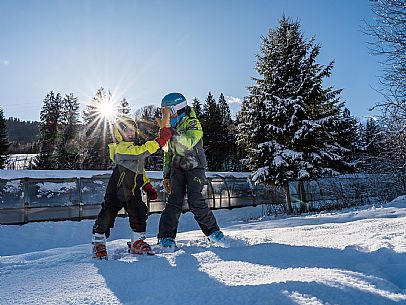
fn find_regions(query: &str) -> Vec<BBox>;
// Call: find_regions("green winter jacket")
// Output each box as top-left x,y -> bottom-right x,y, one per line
163,106 -> 207,178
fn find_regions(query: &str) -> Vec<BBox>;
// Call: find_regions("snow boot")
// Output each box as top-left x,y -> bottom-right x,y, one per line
208,230 -> 230,248
208,230 -> 224,243
92,233 -> 108,259
158,237 -> 178,252
129,231 -> 153,255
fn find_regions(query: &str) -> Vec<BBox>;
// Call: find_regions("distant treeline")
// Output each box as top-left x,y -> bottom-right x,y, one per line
6,117 -> 40,154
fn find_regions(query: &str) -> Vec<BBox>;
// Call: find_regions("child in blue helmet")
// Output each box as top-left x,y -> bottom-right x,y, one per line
157,92 -> 224,250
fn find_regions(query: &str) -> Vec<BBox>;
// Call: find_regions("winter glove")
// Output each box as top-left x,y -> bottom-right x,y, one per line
163,178 -> 172,194
143,183 -> 158,201
155,127 -> 172,147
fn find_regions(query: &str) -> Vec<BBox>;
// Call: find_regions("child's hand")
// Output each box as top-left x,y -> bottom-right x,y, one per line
155,127 -> 172,147
143,183 -> 158,200
156,107 -> 170,128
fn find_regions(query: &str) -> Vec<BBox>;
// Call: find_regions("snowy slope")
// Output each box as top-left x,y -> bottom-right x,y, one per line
0,201 -> 405,305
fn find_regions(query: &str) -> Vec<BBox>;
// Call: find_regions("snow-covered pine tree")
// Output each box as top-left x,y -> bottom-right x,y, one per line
0,109 -> 10,168
237,17 -> 354,212
192,97 -> 203,118
357,117 -> 384,172
54,93 -> 80,169
375,115 -> 406,175
336,108 -> 359,165
81,87 -> 113,169
35,91 -> 62,169
362,118 -> 384,157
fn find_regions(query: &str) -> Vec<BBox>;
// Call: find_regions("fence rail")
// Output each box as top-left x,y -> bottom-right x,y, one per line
1,172 -> 404,224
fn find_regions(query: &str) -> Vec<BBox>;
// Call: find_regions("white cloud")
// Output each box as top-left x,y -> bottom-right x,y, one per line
225,96 -> 242,105
3,60 -> 9,65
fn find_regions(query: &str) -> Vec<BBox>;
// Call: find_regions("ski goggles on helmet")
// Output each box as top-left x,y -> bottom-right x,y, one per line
162,100 -> 187,117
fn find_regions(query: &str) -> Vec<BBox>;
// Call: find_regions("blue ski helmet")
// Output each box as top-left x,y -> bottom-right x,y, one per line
161,92 -> 188,127
161,92 -> 186,107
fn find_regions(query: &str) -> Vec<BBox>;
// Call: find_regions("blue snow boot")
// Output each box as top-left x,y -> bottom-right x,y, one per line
159,237 -> 178,252
208,230 -> 224,243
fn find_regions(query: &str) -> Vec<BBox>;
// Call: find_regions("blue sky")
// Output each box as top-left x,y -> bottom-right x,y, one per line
0,0 -> 381,121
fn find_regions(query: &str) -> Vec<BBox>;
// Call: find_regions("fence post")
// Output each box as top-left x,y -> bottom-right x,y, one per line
22,178 -> 30,223
77,178 -> 83,218
298,180 -> 307,212
284,181 -> 293,214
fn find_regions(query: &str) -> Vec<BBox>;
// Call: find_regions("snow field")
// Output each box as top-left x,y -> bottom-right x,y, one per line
0,203 -> 405,305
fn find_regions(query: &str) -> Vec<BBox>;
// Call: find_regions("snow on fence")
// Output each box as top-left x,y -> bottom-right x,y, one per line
0,171 -> 404,224
5,154 -> 37,170
0,172 -> 282,224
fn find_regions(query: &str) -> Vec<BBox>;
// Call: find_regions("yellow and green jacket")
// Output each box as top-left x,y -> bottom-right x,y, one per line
108,140 -> 160,199
163,106 -> 207,178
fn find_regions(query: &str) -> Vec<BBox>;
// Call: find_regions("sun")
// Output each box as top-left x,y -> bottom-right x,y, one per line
90,101 -> 119,141
84,89 -> 124,142
94,100 -> 119,126
98,102 -> 116,118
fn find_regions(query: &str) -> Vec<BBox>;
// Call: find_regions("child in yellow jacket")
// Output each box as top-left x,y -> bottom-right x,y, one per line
92,116 -> 171,259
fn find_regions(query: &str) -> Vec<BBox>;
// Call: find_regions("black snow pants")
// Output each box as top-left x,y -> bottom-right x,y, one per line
93,167 -> 148,238
158,167 -> 219,239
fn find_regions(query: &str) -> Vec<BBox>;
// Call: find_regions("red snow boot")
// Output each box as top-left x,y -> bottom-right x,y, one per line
92,233 -> 107,260
130,239 -> 153,255
93,242 -> 108,259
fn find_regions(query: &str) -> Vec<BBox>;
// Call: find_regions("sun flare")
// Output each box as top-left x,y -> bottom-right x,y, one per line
98,102 -> 116,118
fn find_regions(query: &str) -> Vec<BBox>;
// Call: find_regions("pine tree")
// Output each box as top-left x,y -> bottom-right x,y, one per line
336,108 -> 359,164
54,93 -> 80,169
35,91 -> 62,169
81,87 -> 113,169
202,92 -> 224,170
218,93 -> 232,126
118,97 -> 131,117
237,17 -> 354,211
380,117 -> 406,175
362,118 -> 384,156
0,109 -> 10,168
356,118 -> 383,172
192,97 -> 203,118
217,93 -> 238,170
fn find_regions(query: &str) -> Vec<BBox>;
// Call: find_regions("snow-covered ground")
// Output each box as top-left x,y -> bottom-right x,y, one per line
0,199 -> 405,305
5,154 -> 37,170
